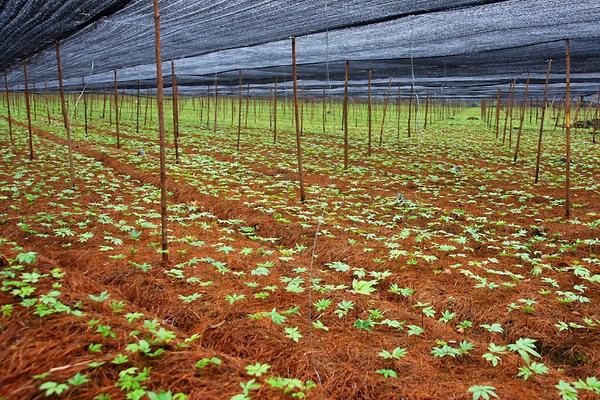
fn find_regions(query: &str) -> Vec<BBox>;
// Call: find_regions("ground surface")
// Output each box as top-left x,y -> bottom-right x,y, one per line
0,97 -> 599,400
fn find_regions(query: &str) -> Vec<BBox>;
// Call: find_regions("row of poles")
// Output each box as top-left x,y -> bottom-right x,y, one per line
0,6 -> 582,264
478,40 -> 588,219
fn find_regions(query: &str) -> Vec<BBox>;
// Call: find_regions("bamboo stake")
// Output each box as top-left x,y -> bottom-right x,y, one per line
343,60 -> 350,169
513,73 -> 530,162
379,77 -> 392,145
367,70 -> 372,156
424,91 -> 430,129
273,78 -> 278,142
593,88 -> 599,144
407,84 -> 413,138
291,37 -> 306,202
535,59 -> 553,183
502,80 -> 515,145
82,77 -> 88,137
495,88 -> 501,139
44,80 -> 51,125
3,71 -> 13,146
322,85 -> 326,134
113,70 -> 120,148
136,80 -> 141,134
236,70 -> 242,151
55,41 -> 75,185
213,75 -> 218,134
23,62 -> 34,160
171,60 -> 180,163
244,84 -> 249,129
564,39 -> 572,219
152,0 -> 169,265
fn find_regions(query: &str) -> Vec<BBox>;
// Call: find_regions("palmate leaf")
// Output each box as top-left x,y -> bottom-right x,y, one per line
467,385 -> 498,400
376,369 -> 397,378
507,337 -> 541,364
378,347 -> 407,360
351,279 -> 377,295
245,362 -> 270,377
284,326 -> 302,342
39,381 -> 69,396
325,261 -> 351,272
556,381 -> 578,400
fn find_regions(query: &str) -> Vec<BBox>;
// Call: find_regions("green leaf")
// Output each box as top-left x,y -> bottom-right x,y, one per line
378,347 -> 407,360
467,385 -> 498,400
39,381 -> 69,396
284,326 -> 302,342
245,362 -> 271,377
351,279 -> 377,295
195,357 -> 222,369
556,380 -> 578,400
68,373 -> 90,386
376,369 -> 397,378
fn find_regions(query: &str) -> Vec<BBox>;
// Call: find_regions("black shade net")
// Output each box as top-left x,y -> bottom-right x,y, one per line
2,0 -> 600,99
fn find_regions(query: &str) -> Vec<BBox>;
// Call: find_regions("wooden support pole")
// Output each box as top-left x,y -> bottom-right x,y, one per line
23,62 -> 34,160
367,69 -> 372,156
136,80 -> 141,134
44,80 -> 51,125
495,88 -> 501,139
396,87 -> 401,138
407,84 -> 413,138
593,88 -> 599,144
153,0 -> 169,265
205,84 -> 210,127
3,70 -> 14,146
213,75 -> 218,134
171,60 -> 180,163
513,73 -> 530,162
379,77 -> 392,145
502,80 -> 514,145
113,69 -> 120,148
322,85 -> 326,134
55,41 -> 75,185
343,60 -> 350,169
424,91 -> 430,129
564,39 -> 572,218
291,36 -> 306,202
237,70 -> 243,151
244,83 -> 249,129
273,77 -> 278,142
82,77 -> 88,137
535,59 -> 553,183
300,81 -> 305,136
